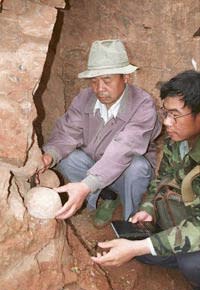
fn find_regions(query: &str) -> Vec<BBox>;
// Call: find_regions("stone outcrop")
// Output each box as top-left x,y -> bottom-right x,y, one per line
0,1 -> 114,289
0,1 -> 74,289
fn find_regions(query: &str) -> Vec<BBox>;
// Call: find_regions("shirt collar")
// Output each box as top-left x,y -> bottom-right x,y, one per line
93,89 -> 125,124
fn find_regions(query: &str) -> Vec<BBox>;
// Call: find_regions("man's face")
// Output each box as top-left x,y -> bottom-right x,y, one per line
162,95 -> 200,143
90,74 -> 128,108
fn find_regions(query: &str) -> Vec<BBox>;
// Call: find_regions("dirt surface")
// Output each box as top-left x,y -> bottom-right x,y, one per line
67,203 -> 192,290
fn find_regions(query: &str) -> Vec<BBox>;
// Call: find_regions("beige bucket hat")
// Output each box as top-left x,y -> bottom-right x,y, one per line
78,39 -> 138,78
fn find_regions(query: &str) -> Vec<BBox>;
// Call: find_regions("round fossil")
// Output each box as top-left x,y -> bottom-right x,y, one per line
38,169 -> 60,188
25,186 -> 62,219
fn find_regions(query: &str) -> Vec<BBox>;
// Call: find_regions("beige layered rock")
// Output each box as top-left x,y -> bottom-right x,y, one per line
0,1 -> 111,289
0,1 -> 73,289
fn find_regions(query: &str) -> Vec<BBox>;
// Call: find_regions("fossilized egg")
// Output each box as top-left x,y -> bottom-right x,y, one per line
38,169 -> 60,188
25,186 -> 62,219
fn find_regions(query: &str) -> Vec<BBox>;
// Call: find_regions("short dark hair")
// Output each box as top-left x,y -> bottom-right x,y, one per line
160,70 -> 200,114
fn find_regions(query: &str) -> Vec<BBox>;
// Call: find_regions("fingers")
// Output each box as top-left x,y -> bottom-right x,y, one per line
144,215 -> 153,222
129,211 -> 153,223
55,200 -> 75,219
91,253 -> 112,266
54,182 -> 88,219
91,240 -> 118,266
54,185 -> 68,193
34,171 -> 41,185
55,207 -> 74,219
35,154 -> 53,183
129,215 -> 139,223
97,240 -> 116,249
42,154 -> 52,168
91,251 -> 120,267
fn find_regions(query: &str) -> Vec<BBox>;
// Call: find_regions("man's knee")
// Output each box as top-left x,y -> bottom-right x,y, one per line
62,150 -> 82,165
57,152 -> 75,173
125,156 -> 153,178
57,150 -> 94,181
59,150 -> 90,169
56,150 -> 83,178
177,252 -> 200,285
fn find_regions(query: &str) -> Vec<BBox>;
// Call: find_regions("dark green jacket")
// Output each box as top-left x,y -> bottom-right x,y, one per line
140,136 -> 200,255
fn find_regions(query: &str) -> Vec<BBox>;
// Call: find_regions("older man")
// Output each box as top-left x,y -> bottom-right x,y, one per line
41,39 -> 161,227
91,70 -> 200,290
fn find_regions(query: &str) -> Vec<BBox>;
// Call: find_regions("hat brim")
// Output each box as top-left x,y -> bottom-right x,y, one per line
78,64 -> 138,79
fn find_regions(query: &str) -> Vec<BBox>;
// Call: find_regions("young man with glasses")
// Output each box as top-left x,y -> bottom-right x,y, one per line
92,70 -> 200,290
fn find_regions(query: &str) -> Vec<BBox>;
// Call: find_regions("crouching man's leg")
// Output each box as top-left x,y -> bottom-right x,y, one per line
56,149 -> 101,210
136,251 -> 200,289
177,251 -> 200,289
110,155 -> 153,220
56,149 -> 94,182
94,155 -> 153,227
57,152 -> 153,227
57,149 -> 121,226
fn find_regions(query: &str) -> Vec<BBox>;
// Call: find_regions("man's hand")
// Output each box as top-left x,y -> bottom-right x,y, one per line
34,153 -> 53,185
91,238 -> 150,267
129,211 -> 153,223
54,182 -> 91,219
41,153 -> 53,172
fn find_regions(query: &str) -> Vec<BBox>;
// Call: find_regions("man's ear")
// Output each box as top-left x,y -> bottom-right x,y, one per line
123,74 -> 130,83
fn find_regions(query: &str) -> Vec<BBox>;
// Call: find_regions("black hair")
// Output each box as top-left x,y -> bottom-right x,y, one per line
160,70 -> 200,114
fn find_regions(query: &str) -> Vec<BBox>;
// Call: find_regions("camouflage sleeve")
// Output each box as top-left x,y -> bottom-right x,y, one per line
139,179 -> 157,216
150,200 -> 200,256
139,138 -> 179,216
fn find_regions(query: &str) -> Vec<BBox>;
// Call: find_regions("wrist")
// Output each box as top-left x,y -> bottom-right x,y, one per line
82,174 -> 103,192
134,239 -> 151,256
80,181 -> 91,196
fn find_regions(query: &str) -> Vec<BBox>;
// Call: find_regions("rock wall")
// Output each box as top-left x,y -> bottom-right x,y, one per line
0,1 -> 75,289
41,0 -> 200,142
0,2 -> 113,289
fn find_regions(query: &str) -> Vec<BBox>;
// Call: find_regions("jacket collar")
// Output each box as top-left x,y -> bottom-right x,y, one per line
84,84 -> 135,122
189,135 -> 200,163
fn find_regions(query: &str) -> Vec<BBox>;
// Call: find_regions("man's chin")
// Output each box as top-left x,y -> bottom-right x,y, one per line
167,131 -> 181,141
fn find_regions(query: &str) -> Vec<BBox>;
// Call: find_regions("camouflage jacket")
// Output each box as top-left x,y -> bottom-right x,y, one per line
140,135 -> 200,256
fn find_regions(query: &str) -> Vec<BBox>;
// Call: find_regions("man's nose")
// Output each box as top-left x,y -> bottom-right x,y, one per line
96,79 -> 105,92
163,115 -> 174,127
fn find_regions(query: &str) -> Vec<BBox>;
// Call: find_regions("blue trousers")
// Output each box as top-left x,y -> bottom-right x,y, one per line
56,149 -> 153,220
137,251 -> 200,288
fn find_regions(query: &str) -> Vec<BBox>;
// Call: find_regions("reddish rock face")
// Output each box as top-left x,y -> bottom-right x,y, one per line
0,0 -> 58,166
0,1 -> 74,290
0,1 -> 115,289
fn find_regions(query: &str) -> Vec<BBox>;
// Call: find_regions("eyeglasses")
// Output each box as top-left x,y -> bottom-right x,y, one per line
159,107 -> 193,122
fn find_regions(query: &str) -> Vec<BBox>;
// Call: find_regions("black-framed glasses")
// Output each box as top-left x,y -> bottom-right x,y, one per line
159,107 -> 193,122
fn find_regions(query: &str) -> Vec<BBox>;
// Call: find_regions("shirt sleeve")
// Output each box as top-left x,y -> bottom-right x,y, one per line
146,237 -> 157,255
43,94 -> 84,164
82,174 -> 103,192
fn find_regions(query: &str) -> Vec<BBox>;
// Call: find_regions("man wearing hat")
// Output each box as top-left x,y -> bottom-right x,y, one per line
41,39 -> 162,227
